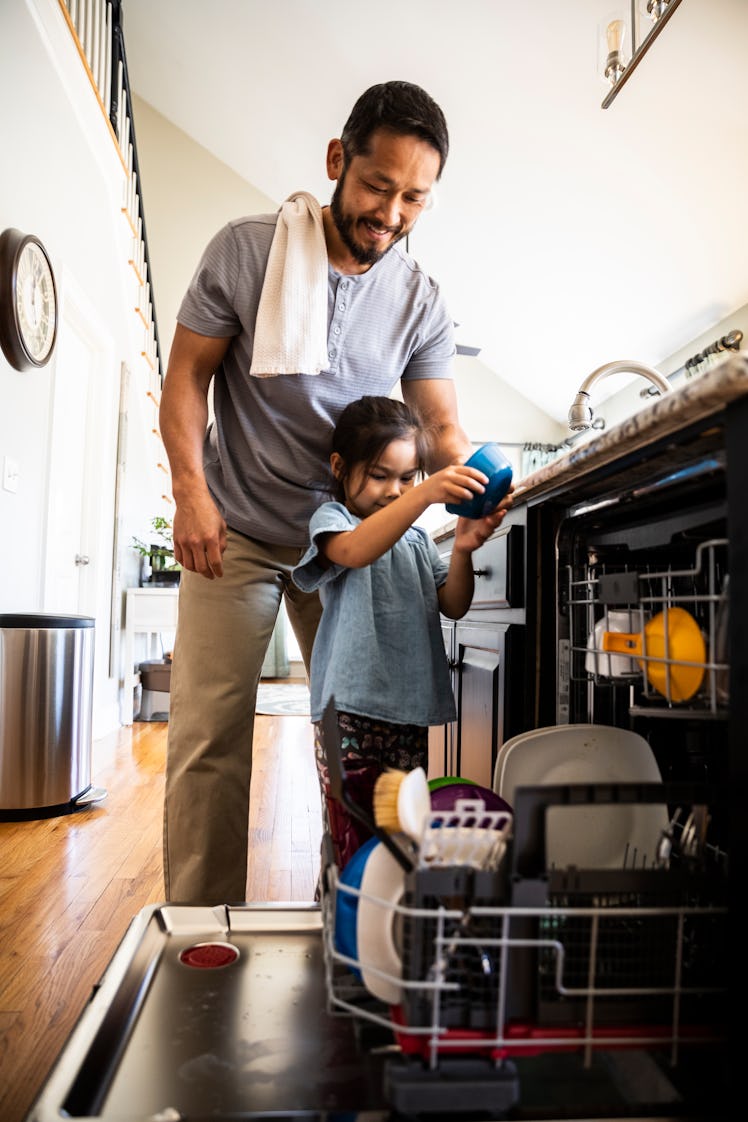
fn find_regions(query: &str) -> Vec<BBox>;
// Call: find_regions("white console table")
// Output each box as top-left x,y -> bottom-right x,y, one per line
122,586 -> 179,724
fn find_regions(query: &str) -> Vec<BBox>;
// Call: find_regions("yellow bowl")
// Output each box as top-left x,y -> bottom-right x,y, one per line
602,606 -> 706,702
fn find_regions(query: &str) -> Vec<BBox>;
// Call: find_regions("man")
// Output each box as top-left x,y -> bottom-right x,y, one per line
160,80 -> 511,903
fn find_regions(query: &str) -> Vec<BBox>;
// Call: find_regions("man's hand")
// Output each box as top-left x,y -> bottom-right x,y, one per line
172,488 -> 227,579
159,325 -> 232,579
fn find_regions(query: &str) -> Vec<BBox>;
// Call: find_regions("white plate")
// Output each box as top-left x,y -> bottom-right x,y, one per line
497,724 -> 657,801
498,725 -> 668,870
542,801 -> 667,869
492,724 -> 589,796
356,840 -> 406,1005
492,727 -> 549,795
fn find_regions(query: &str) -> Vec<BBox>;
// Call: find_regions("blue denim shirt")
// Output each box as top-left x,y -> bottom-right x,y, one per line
292,502 -> 457,726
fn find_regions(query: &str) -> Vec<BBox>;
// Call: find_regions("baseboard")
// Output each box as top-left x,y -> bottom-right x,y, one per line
287,660 -> 306,681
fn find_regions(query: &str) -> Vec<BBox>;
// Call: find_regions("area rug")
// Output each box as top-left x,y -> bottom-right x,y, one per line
255,682 -> 311,716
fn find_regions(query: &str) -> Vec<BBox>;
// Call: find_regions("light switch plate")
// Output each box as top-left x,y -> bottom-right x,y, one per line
3,456 -> 19,493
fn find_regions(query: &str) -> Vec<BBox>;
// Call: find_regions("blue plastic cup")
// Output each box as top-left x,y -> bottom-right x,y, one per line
446,442 -> 513,519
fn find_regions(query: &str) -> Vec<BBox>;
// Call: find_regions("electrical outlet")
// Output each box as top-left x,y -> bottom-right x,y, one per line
2,456 -> 19,493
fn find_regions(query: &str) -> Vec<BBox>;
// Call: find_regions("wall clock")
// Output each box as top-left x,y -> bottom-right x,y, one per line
0,227 -> 58,371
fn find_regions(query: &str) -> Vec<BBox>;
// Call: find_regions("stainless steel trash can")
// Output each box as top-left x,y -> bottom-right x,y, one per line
0,613 -> 104,818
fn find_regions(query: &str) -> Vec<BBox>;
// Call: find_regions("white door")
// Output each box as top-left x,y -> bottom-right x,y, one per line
42,275 -> 119,738
43,319 -> 93,613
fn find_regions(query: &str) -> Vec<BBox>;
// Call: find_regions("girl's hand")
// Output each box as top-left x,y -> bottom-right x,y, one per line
453,486 -> 514,553
418,463 -> 489,507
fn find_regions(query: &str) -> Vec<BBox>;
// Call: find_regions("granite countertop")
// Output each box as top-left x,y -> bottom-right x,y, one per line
432,351 -> 748,542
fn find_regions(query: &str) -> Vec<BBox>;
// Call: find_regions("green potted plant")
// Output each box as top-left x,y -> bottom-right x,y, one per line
131,516 -> 181,585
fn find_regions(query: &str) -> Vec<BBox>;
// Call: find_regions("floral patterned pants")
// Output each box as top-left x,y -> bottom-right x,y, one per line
313,710 -> 428,870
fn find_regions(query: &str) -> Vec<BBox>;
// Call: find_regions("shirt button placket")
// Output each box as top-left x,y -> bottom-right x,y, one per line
328,277 -> 351,372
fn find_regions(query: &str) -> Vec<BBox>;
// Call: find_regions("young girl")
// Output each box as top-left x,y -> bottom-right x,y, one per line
292,396 -> 511,861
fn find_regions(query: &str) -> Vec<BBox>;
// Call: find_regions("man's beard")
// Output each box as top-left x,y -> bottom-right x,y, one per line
330,171 -> 407,267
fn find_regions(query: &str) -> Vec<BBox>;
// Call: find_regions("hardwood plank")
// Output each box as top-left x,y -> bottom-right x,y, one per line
0,928 -> 129,1122
0,703 -> 318,1122
0,876 -> 89,997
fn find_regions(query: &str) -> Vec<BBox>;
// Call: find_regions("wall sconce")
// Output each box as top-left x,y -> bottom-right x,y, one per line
601,0 -> 684,109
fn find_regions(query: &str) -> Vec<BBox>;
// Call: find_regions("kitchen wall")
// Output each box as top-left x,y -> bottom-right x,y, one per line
129,95 -> 277,367
0,1 -> 166,741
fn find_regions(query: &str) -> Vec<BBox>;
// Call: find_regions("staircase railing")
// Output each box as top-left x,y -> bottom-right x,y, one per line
58,0 -> 163,385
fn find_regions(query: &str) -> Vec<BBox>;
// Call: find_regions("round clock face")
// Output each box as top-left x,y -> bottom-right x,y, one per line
16,240 -> 57,364
0,228 -> 58,371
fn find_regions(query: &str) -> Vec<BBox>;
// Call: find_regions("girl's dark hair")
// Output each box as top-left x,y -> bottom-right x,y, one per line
330,396 -> 429,502
340,81 -> 449,178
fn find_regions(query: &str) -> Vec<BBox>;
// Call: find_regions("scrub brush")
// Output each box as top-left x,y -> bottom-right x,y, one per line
373,766 -> 431,843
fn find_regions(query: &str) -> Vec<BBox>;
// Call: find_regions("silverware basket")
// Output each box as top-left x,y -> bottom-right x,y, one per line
399,864 -> 509,1032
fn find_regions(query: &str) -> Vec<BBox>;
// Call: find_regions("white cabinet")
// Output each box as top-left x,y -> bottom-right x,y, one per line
122,587 -> 179,724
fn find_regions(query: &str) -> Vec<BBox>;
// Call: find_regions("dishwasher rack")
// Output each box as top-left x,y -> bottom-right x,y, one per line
320,784 -> 728,1114
565,537 -> 729,717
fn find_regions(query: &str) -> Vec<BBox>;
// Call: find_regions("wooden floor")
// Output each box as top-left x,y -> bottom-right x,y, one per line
0,705 -> 320,1122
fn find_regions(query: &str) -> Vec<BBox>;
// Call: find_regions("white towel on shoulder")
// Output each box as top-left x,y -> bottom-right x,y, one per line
249,191 -> 328,377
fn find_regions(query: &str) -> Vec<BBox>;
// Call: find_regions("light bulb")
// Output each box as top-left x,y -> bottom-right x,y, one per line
604,18 -> 627,86
606,18 -> 625,52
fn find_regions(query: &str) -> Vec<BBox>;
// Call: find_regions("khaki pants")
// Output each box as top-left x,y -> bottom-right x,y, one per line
163,528 -> 322,904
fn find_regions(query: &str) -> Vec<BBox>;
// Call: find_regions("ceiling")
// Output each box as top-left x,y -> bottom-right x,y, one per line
120,0 -> 748,425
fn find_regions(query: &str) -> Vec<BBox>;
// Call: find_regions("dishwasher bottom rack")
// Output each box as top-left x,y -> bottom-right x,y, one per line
323,865 -> 727,1054
322,867 -> 727,1116
321,785 -> 728,1115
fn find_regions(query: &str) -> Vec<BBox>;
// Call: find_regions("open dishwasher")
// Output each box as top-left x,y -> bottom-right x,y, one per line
25,419 -> 738,1120
26,755 -> 728,1120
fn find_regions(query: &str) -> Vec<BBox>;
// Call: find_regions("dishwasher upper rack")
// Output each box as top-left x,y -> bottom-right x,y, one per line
565,537 -> 729,715
320,797 -> 727,1073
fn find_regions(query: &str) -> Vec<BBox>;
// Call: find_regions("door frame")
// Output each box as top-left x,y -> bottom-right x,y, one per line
42,266 -> 119,737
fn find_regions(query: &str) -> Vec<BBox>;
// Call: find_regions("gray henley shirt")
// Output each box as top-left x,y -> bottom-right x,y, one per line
176,213 -> 457,546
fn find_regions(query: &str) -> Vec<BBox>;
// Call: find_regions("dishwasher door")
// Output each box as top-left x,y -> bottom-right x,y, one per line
26,900 -> 727,1122
26,903 -> 393,1121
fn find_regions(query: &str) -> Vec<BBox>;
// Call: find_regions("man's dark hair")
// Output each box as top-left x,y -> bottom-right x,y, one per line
340,81 -> 449,178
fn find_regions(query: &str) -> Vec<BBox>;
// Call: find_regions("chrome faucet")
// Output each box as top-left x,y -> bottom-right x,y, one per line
568,359 -> 672,431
